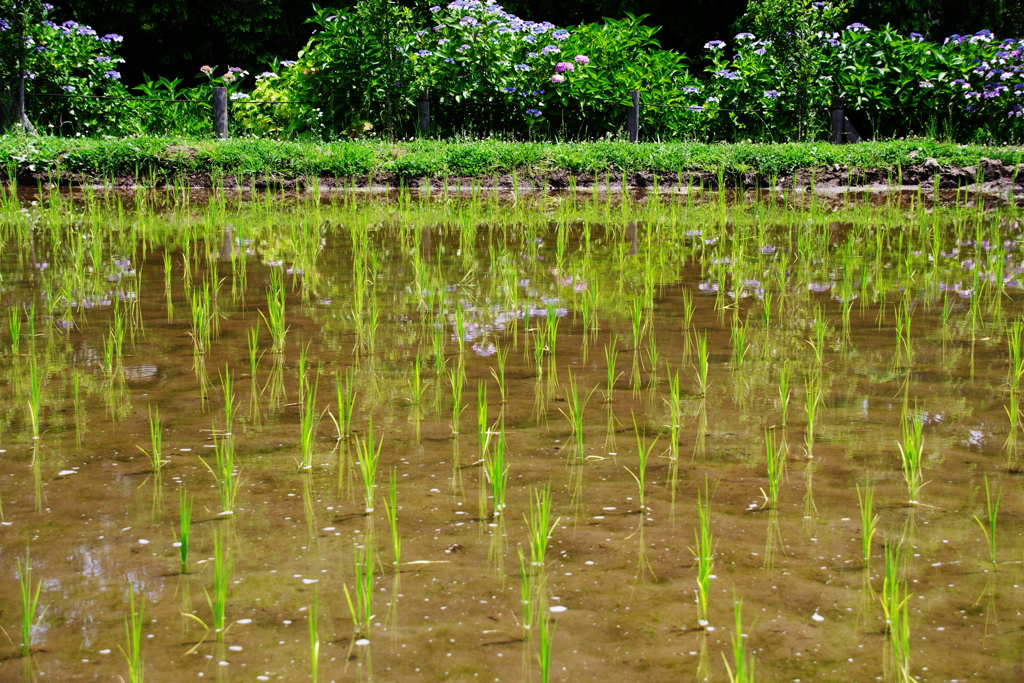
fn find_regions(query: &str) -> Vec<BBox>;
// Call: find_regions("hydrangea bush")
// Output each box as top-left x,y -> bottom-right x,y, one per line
2,3 -> 132,134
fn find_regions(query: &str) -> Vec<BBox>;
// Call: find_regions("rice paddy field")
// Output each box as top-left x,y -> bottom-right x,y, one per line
0,180 -> 1023,682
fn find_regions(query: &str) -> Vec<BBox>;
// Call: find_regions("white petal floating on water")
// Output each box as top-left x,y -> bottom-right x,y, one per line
355,638 -> 370,646
138,539 -> 150,545
550,605 -> 567,613
302,578 -> 319,584
58,470 -> 77,476
235,619 -> 253,625
812,612 -> 825,622
99,649 -> 111,655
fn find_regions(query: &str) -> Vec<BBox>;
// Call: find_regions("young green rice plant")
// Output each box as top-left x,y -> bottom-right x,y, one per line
627,415 -> 658,512
176,488 -> 193,575
410,354 -> 426,405
666,369 -> 682,461
559,372 -> 596,461
694,332 -> 710,397
476,381 -> 489,458
448,362 -> 466,435
26,356 -> 41,441
973,474 -> 1002,568
853,476 -> 879,568
880,542 -> 913,683
898,407 -> 925,505
483,425 -> 509,517
681,288 -> 695,330
188,284 -> 212,355
803,374 -> 822,455
201,429 -> 239,514
333,368 -> 356,439
691,478 -> 714,627
308,587 -> 320,683
262,267 -> 287,353
526,485 -> 557,571
342,545 -> 374,638
208,529 -> 230,641
16,546 -> 43,657
722,592 -> 754,683
1008,320 -> 1024,391
603,335 -> 622,401
778,361 -> 792,425
382,468 -> 402,568
518,547 -> 536,639
536,593 -> 556,683
763,427 -> 784,509
119,584 -> 145,683
490,345 -> 509,404
355,417 -> 382,513
730,315 -> 748,367
9,306 -> 21,355
299,366 -> 321,471
137,404 -> 167,481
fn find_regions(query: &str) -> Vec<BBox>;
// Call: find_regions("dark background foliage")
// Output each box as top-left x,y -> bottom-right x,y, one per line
51,0 -> 1024,87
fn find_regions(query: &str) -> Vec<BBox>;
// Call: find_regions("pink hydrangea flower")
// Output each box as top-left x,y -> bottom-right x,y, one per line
554,61 -> 575,74
550,73 -> 565,83
574,54 -> 589,65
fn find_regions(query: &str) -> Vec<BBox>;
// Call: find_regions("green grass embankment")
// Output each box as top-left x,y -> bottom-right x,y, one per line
1,135 -> 1021,185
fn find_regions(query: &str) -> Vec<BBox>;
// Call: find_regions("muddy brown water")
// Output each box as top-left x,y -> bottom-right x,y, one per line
0,192 -> 1022,682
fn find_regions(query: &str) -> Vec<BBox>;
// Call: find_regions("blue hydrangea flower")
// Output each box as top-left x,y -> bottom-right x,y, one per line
100,33 -> 123,43
735,32 -> 754,40
846,23 -> 869,31
514,63 -> 530,71
417,50 -> 433,57
525,108 -> 541,117
552,29 -> 569,40
104,70 -> 121,80
764,89 -> 781,99
541,45 -> 559,54
704,40 -> 726,50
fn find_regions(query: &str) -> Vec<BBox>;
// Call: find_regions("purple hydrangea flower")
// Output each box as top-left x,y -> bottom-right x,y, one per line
764,89 -> 781,99
104,70 -> 121,80
574,54 -> 589,64
554,61 -> 574,73
541,45 -> 559,54
417,49 -> 432,57
704,40 -> 726,50
525,108 -> 542,117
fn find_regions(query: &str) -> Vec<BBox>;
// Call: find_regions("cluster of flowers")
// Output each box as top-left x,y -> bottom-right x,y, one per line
23,4 -> 127,95
410,0 -> 591,119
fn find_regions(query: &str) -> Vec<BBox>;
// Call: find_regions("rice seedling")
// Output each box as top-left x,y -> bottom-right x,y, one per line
490,345 -> 509,404
9,306 -> 21,355
188,283 -> 212,355
382,468 -> 401,568
484,424 -> 508,517
476,381 -> 489,457
208,529 -> 230,641
299,364 -> 321,471
526,485 -> 557,571
803,374 -> 821,455
355,417 -> 382,513
603,335 -> 621,401
973,474 -> 1002,568
666,369 -> 681,461
26,355 -> 41,441
730,315 -> 748,367
694,332 -> 710,397
137,404 -> 166,478
333,368 -> 356,439
16,546 -> 43,657
627,415 -> 658,512
119,584 -> 145,683
681,288 -> 694,330
880,542 -> 914,683
778,361 -> 792,425
308,587 -> 320,683
175,488 -> 193,574
897,407 -> 925,504
722,592 -> 754,683
559,372 -> 595,460
1008,320 -> 1024,391
857,477 -> 879,567
263,267 -> 287,353
343,545 -> 375,639
448,361 -> 466,435
763,427 -> 786,509
536,594 -> 556,683
410,354 -> 426,405
691,478 -> 714,627
200,429 -> 239,515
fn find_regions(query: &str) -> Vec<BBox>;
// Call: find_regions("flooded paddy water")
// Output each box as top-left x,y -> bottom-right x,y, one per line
0,183 -> 1023,682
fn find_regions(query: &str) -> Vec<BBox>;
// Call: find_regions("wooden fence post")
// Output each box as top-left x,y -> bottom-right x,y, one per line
213,87 -> 228,140
830,96 -> 845,145
418,89 -> 430,132
626,90 -> 640,143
